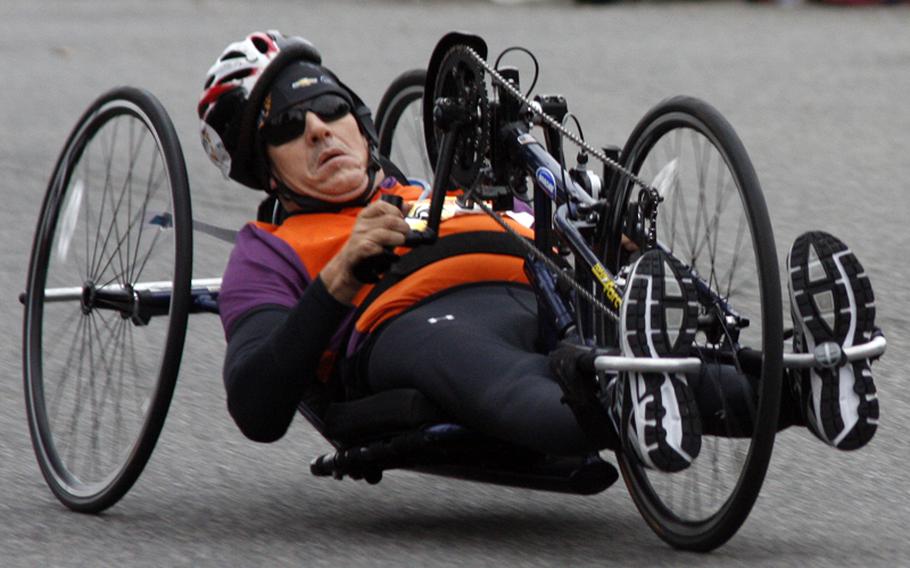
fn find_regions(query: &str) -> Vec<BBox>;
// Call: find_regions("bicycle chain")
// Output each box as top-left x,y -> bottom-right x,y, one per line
463,46 -> 658,195
433,44 -> 637,324
641,187 -> 662,249
455,45 -> 636,323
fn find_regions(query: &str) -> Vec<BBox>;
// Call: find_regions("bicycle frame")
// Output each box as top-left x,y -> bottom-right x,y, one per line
407,68 -> 887,375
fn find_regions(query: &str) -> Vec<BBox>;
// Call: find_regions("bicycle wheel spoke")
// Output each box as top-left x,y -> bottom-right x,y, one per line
679,178 -> 699,262
88,115 -> 120,282
666,174 -> 681,253
723,216 -> 748,301
125,323 -> 151,425
62,316 -> 93,476
91,148 -> 139,283
89,113 -> 153,285
46,311 -> 89,437
394,111 -> 419,175
130,225 -> 166,286
108,162 -> 170,289
80,141 -> 92,281
85,314 -> 108,478
690,132 -> 710,258
94,170 -> 169,291
703,178 -> 737,279
102,312 -> 133,461
127,147 -> 164,284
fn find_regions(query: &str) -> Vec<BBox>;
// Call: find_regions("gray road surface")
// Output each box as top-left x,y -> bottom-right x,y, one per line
1,1 -> 909,566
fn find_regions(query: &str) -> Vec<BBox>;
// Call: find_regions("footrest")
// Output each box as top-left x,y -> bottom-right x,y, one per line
310,424 -> 619,495
782,334 -> 886,369
593,354 -> 703,374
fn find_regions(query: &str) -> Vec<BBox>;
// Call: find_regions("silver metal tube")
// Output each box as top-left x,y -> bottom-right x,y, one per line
594,355 -> 703,374
781,335 -> 886,369
39,277 -> 223,302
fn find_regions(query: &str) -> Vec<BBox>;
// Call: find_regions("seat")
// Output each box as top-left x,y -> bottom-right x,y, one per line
309,388 -> 619,495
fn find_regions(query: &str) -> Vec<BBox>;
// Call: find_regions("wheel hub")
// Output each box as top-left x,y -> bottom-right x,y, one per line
80,280 -> 96,315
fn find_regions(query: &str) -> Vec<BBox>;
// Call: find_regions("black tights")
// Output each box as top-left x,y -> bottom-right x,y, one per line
366,284 -> 612,456
366,284 -> 802,456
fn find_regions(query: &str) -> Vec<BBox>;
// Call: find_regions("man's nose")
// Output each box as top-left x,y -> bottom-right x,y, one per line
306,112 -> 332,142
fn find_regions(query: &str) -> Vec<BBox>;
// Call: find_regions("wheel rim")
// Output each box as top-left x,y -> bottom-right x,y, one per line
378,85 -> 433,186
25,97 -> 183,501
610,107 -> 781,548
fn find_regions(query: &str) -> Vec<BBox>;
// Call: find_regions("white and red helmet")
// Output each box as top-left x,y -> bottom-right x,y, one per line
197,31 -> 324,189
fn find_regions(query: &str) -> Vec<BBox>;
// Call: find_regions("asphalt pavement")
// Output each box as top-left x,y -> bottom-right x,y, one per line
1,1 -> 908,566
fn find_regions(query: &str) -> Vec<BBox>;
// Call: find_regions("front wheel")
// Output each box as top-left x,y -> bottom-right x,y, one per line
22,87 -> 192,512
603,96 -> 783,551
374,68 -> 433,185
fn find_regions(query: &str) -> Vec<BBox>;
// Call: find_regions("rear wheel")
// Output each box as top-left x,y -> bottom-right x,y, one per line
375,68 -> 433,185
22,87 -> 192,512
603,96 -> 783,551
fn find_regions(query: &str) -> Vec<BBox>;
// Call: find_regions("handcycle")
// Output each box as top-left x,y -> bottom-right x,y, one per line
20,31 -> 887,552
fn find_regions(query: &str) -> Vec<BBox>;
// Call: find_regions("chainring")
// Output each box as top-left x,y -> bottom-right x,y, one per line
432,45 -> 490,189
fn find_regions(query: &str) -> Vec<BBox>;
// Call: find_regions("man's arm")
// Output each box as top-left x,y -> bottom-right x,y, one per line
220,199 -> 410,442
223,276 -> 351,442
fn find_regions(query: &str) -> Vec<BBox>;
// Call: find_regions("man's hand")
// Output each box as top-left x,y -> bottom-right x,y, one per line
320,200 -> 410,304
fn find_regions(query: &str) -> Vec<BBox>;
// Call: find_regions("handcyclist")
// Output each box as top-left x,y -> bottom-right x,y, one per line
200,31 -> 880,473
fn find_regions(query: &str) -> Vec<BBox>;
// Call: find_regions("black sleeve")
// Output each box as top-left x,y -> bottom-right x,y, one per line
222,276 -> 353,442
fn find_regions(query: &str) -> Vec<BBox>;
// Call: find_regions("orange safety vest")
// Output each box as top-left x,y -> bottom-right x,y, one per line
252,183 -> 534,378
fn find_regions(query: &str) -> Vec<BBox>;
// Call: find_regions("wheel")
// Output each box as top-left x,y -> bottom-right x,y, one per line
374,69 -> 433,186
22,87 -> 192,512
602,96 -> 783,551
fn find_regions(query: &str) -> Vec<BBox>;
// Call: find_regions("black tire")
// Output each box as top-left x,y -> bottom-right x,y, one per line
603,96 -> 783,551
22,87 -> 192,513
375,69 -> 434,185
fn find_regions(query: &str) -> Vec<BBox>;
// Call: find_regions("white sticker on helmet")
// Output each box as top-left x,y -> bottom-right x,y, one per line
201,122 -> 232,179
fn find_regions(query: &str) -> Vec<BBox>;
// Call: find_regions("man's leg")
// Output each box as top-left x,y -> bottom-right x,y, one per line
365,284 -> 620,456
787,231 -> 879,450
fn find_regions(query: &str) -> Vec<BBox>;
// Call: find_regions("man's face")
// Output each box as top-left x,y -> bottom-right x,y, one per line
266,111 -> 369,203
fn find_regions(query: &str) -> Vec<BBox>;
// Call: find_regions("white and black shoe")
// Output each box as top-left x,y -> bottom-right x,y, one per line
620,250 -> 701,472
788,231 -> 879,450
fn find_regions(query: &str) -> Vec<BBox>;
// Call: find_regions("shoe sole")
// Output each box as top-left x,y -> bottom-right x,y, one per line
788,231 -> 878,450
621,251 -> 702,472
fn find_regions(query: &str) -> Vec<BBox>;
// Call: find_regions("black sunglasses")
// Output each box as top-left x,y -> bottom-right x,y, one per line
262,94 -> 352,146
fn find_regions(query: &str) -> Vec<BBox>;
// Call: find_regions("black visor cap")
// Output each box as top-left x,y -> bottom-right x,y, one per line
261,61 -> 353,122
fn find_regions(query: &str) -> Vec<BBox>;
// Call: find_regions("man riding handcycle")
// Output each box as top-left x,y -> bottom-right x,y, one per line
22,29 -> 886,553
203,29 -> 882,540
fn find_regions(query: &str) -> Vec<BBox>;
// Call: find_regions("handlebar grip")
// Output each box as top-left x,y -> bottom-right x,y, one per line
351,194 -> 406,284
404,230 -> 429,247
380,193 -> 404,209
